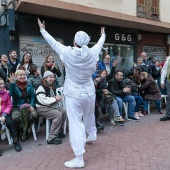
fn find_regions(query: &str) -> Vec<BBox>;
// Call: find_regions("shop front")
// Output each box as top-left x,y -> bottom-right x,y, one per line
16,14 -> 137,85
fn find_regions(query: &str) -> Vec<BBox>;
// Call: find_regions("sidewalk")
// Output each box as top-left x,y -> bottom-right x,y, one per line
0,111 -> 170,170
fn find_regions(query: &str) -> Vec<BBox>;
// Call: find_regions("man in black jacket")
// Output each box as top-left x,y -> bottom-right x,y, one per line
108,70 -> 138,121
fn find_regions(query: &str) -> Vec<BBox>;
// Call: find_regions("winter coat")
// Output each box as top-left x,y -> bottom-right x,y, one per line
0,89 -> 12,117
138,75 -> 161,101
27,75 -> 42,89
8,59 -> 20,73
152,66 -> 161,80
41,65 -> 61,78
108,77 -> 126,97
98,61 -> 112,71
9,82 -> 36,108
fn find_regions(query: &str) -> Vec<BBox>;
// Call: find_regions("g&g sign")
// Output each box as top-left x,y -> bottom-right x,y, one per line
113,31 -> 137,44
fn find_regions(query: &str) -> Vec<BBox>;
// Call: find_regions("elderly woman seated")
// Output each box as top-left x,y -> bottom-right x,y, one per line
138,72 -> 163,115
9,70 -> 37,141
36,71 -> 66,145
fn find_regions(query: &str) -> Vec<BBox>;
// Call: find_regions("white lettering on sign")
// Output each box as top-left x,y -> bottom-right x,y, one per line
114,33 -> 132,42
19,36 -> 64,86
143,46 -> 167,62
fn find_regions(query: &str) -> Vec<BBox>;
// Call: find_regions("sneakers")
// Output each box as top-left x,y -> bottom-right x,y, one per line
47,137 -> 62,145
158,110 -> 164,114
115,116 -> 125,122
138,111 -> 144,117
110,119 -> 117,126
134,112 -> 140,120
160,116 -> 170,121
64,158 -> 84,168
13,141 -> 22,152
127,116 -> 139,121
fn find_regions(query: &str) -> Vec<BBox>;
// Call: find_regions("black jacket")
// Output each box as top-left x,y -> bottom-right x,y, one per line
108,77 -> 126,97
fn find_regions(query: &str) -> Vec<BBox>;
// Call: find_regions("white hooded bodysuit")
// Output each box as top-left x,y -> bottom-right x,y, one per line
40,28 -> 106,156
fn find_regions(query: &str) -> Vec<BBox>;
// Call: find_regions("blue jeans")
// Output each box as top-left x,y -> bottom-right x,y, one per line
133,95 -> 143,112
143,100 -> 161,111
116,96 -> 136,117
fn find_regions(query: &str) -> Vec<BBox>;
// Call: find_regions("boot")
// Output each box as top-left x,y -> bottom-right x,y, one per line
143,110 -> 148,115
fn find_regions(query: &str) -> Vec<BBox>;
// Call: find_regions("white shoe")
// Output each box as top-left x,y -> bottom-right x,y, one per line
138,111 -> 144,117
64,158 -> 84,168
86,136 -> 95,143
134,112 -> 140,120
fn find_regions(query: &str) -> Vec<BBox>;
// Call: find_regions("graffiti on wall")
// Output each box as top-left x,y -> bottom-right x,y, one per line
20,36 -> 64,85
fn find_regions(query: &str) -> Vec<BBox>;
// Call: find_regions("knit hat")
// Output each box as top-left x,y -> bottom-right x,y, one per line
43,71 -> 54,78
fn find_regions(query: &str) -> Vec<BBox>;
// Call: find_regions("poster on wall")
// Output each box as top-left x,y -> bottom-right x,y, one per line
143,45 -> 167,62
19,35 -> 64,86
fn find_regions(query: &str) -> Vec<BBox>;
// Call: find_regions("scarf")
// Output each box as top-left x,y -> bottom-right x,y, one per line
16,80 -> 28,97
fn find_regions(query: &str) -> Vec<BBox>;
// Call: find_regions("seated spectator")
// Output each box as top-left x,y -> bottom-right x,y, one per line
94,70 -> 125,126
16,53 -> 33,76
98,54 -> 112,74
152,60 -> 162,80
138,72 -> 163,115
124,67 -> 144,119
9,70 -> 37,141
41,54 -> 61,88
0,78 -> 22,153
108,70 -> 138,121
27,65 -> 42,89
36,71 -> 66,145
0,54 -> 11,89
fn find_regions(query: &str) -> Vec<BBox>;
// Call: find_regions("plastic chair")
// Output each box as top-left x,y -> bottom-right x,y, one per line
161,94 -> 168,105
56,87 -> 67,134
123,102 -> 128,119
37,116 -> 51,140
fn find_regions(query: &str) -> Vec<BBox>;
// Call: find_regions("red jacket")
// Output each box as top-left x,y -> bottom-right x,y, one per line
0,89 -> 12,117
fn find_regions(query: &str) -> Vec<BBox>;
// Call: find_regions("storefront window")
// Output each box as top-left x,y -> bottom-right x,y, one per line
89,43 -> 134,73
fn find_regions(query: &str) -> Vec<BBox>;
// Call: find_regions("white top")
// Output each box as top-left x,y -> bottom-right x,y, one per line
161,56 -> 170,84
36,86 -> 56,107
40,29 -> 106,99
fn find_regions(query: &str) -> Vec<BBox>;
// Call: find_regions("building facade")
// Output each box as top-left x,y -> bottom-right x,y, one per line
0,0 -> 170,84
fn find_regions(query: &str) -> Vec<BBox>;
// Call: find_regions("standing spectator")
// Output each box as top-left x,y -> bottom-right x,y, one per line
138,72 -> 163,115
16,53 -> 33,76
160,56 -> 170,121
41,54 -> 61,88
0,54 -> 11,89
8,50 -> 20,73
36,71 -> 66,145
9,70 -> 37,141
98,54 -> 112,74
152,60 -> 162,80
27,65 -> 42,89
0,78 -> 22,153
140,52 -> 154,74
108,70 -> 138,121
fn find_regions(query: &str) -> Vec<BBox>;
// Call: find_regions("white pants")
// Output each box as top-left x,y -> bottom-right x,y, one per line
65,90 -> 96,156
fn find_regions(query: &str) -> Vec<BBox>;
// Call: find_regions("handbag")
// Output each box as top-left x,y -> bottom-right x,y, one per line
1,123 -> 7,140
102,91 -> 115,105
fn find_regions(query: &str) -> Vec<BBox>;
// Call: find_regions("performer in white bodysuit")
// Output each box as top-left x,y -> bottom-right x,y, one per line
38,19 -> 106,168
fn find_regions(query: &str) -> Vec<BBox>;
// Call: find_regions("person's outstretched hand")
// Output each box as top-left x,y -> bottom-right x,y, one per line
38,18 -> 45,30
100,27 -> 105,35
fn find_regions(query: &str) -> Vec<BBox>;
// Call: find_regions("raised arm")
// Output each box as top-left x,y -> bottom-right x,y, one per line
90,27 -> 106,56
38,18 -> 67,57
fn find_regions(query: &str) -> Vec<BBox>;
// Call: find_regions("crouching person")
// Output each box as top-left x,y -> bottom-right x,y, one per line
36,71 -> 66,145
9,70 -> 37,141
0,78 -> 22,153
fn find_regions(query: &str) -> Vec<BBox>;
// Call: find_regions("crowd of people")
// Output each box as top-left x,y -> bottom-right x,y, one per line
0,20 -> 169,168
